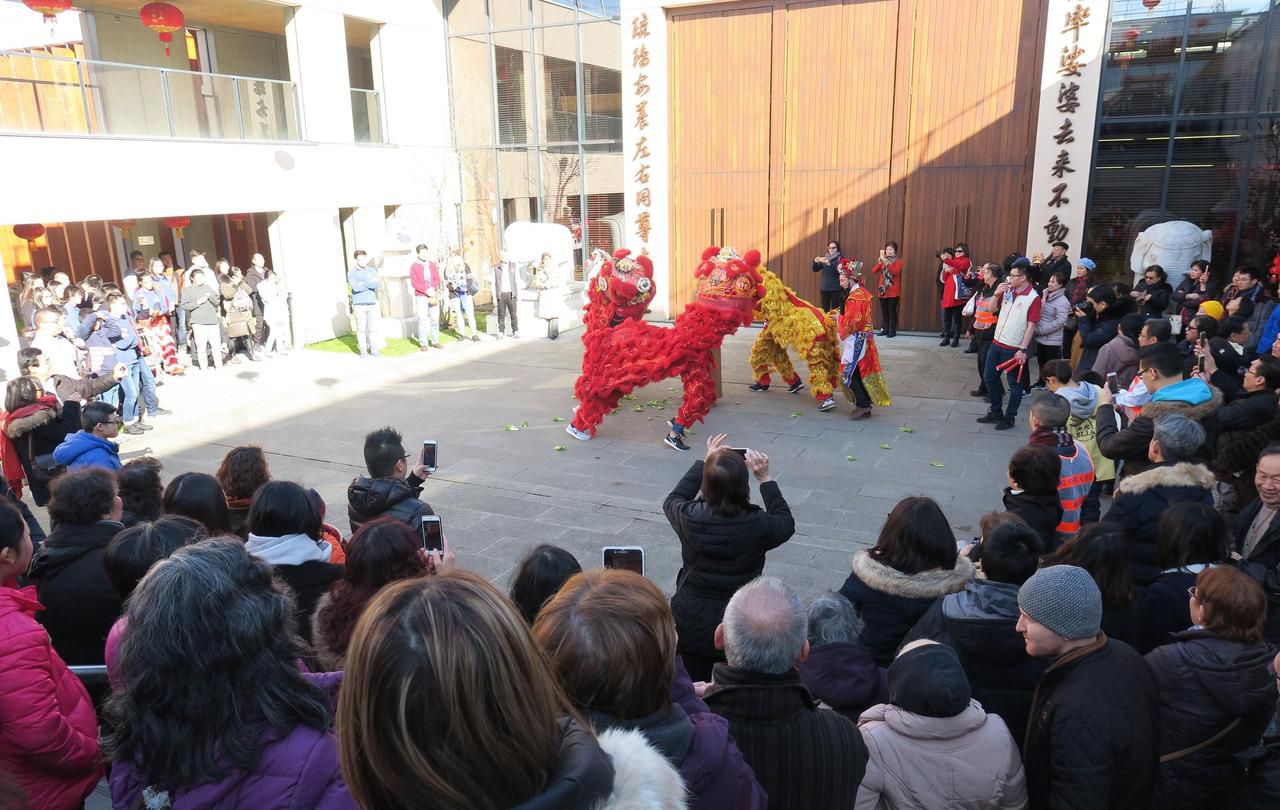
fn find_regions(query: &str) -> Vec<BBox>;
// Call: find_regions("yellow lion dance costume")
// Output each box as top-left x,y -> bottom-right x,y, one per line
747,268 -> 842,410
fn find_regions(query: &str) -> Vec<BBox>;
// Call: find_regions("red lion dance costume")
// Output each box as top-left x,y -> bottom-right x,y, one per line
567,246 -> 764,447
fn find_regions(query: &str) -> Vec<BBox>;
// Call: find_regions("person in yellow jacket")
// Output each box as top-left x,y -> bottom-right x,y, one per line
1044,358 -> 1117,523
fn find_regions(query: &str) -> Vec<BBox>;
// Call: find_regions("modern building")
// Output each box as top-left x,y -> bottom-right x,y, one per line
3,0 -> 1277,365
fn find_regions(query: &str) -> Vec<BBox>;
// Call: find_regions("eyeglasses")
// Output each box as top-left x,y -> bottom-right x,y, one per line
99,417 -> 121,426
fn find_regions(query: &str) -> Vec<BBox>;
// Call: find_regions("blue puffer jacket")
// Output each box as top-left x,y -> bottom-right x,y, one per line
53,430 -> 121,471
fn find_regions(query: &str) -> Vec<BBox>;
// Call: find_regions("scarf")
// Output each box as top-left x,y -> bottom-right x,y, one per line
877,260 -> 895,297
1029,425 -> 1073,451
0,395 -> 60,497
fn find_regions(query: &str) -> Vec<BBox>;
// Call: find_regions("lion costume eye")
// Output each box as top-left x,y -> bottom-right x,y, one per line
637,277 -> 652,293
597,277 -> 608,292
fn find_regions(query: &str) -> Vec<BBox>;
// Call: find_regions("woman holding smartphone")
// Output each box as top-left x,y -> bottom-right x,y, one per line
662,433 -> 795,681
872,241 -> 903,338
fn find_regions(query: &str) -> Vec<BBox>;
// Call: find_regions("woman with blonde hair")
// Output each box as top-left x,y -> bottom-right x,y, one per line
338,570 -> 686,810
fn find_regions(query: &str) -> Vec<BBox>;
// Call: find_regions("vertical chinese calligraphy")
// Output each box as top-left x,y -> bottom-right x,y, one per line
629,13 -> 655,246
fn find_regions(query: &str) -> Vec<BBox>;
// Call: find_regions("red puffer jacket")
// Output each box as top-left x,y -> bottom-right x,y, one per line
0,586 -> 102,810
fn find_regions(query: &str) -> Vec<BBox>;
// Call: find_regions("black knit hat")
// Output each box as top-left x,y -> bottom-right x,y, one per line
888,642 -> 972,718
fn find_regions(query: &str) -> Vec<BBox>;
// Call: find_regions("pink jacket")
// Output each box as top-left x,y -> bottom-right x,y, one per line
0,586 -> 102,810
409,261 -> 442,298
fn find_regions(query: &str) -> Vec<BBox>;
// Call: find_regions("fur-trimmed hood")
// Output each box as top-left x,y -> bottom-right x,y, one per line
595,728 -> 688,810
1113,461 -> 1215,496
3,405 -> 58,439
851,550 -> 974,600
1141,384 -> 1223,423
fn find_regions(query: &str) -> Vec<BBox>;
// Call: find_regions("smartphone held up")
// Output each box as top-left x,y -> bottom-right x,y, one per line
602,546 -> 644,576
420,440 -> 438,473
420,515 -> 444,553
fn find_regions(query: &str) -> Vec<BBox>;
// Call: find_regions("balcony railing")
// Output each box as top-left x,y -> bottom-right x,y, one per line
0,50 -> 301,141
351,88 -> 384,144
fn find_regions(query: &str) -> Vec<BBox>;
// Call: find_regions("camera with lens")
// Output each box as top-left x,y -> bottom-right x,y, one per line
1077,300 -> 1095,319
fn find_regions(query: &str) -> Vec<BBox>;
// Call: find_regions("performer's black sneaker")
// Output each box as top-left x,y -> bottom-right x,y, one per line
787,380 -> 806,394
748,383 -> 769,392
664,433 -> 690,452
994,419 -> 1017,431
976,412 -> 1004,424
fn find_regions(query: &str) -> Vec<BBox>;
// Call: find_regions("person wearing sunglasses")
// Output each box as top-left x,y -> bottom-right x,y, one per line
1130,265 -> 1173,319
51,400 -> 123,472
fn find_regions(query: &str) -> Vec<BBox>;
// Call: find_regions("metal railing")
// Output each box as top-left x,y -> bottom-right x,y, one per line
0,50 -> 302,141
351,87 -> 384,144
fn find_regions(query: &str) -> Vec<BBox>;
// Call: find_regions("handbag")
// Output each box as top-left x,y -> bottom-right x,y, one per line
962,296 -> 978,317
466,277 -> 479,296
26,434 -> 65,485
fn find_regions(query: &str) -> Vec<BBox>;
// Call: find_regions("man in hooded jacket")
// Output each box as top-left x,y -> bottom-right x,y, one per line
346,426 -> 435,533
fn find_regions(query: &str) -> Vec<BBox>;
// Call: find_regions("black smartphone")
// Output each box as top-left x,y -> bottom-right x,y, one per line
602,546 -> 644,575
420,515 -> 444,553
727,447 -> 748,456
1105,372 -> 1119,395
421,440 -> 438,472
1198,337 -> 1207,374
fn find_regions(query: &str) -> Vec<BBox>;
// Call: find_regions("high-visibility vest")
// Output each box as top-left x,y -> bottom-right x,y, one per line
1056,441 -> 1096,539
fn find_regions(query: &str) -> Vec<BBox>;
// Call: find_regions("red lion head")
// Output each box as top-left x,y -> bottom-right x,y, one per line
594,248 -> 657,321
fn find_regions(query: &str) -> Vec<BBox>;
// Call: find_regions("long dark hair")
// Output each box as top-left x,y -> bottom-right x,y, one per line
117,458 -> 164,525
1157,502 -> 1227,569
1045,523 -> 1132,606
104,539 -> 331,790
509,544 -> 583,624
163,473 -> 232,534
248,480 -> 321,539
869,497 -> 958,575
314,518 -> 428,663
701,449 -> 751,519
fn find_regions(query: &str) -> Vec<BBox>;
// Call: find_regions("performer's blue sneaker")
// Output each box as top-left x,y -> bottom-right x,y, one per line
748,382 -> 769,392
565,425 -> 591,441
664,433 -> 690,452
787,380 -> 806,394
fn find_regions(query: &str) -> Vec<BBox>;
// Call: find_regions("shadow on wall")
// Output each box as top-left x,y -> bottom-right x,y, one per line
332,301 -> 353,339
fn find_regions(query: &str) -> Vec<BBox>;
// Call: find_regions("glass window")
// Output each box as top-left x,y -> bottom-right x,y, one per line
1102,1 -> 1186,118
1165,119 -> 1249,269
579,21 -> 621,141
449,35 -> 496,147
493,31 -> 535,145
1086,121 -> 1172,280
535,26 -> 579,143
498,147 -> 539,225
1177,1 -> 1271,116
583,143 -> 624,266
1262,3 -> 1280,112
1237,116 -> 1280,269
457,149 -> 500,272
491,0 -> 529,30
533,0 -> 579,26
539,147 -> 584,271
444,0 -> 488,34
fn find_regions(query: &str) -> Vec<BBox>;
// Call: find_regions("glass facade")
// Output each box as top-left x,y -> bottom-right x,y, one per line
445,0 -> 623,278
1086,0 -> 1280,282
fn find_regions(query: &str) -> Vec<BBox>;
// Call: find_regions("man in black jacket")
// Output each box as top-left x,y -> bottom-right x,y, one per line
1234,444 -> 1280,644
1017,564 -> 1160,809
702,576 -> 867,810
1030,241 -> 1072,289
902,520 -> 1046,748
347,426 -> 435,533
1215,357 -> 1280,434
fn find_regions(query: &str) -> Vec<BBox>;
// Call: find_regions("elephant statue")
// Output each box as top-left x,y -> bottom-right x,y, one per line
1130,221 -> 1212,291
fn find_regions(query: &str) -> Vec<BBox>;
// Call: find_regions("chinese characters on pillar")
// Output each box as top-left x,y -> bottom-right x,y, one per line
630,13 -> 655,246
1040,2 -> 1093,245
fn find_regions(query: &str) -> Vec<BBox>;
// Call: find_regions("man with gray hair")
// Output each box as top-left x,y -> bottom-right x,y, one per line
701,577 -> 868,809
796,591 -> 887,722
1105,413 -> 1214,579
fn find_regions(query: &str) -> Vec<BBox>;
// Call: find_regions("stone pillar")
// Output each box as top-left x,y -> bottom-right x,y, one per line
285,6 -> 356,143
267,208 -> 351,345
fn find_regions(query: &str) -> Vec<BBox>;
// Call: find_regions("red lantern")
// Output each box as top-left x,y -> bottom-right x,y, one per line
1194,17 -> 1209,29
110,219 -> 137,237
227,213 -> 249,232
1123,27 -> 1141,44
139,2 -> 185,57
12,224 -> 45,251
162,216 -> 190,238
1142,0 -> 1160,9
22,0 -> 72,28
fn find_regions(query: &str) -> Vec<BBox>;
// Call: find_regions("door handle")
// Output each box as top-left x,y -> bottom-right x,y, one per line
719,208 -> 725,246
822,207 -> 829,243
833,207 -> 840,242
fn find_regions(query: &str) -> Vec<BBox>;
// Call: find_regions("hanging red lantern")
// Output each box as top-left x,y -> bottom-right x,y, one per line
227,213 -> 249,232
110,219 -> 137,237
1142,0 -> 1160,10
162,216 -> 191,238
1193,17 -> 1209,29
139,2 -> 185,57
22,0 -> 72,29
1123,27 -> 1141,44
12,224 -> 46,251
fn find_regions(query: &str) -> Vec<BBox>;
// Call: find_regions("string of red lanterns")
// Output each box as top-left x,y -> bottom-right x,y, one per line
12,224 -> 46,252
162,216 -> 191,238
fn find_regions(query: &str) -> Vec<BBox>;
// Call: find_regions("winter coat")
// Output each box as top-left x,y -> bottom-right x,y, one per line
1057,381 -> 1118,482
1134,279 -> 1173,317
346,472 -> 435,534
856,700 -> 1028,810
1146,629 -> 1278,810
110,672 -> 356,810
1034,287 -> 1070,348
0,479 -> 45,550
1232,498 -> 1280,643
510,720 -> 687,810
1022,635 -> 1160,810
1096,378 -> 1223,478
1091,333 -> 1139,383
703,664 -> 867,810
1105,462 -> 1216,580
1135,565 -> 1209,654
1074,303 -> 1126,376
180,284 -> 222,326
246,532 -> 342,647
220,279 -> 255,338
1001,489 -> 1061,554
839,551 -> 974,667
581,659 -> 766,810
812,253 -> 844,293
664,460 -> 794,664
26,520 -> 125,667
797,641 -> 889,723
52,429 -> 122,471
1032,254 -> 1072,288
940,257 -> 973,308
1217,389 -> 1278,435
50,371 -> 117,407
901,580 -> 1048,749
1172,277 -> 1218,324
256,277 -> 288,326
3,399 -> 80,505
0,586 -> 102,810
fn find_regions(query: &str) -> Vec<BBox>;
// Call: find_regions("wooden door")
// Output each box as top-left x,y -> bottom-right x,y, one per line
668,4 -> 773,315
776,0 -> 898,305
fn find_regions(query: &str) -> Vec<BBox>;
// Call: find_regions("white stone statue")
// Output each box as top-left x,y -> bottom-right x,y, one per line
1130,220 -> 1212,291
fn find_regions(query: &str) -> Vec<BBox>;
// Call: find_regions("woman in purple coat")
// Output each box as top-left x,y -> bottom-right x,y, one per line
534,568 -> 767,810
105,539 -> 355,810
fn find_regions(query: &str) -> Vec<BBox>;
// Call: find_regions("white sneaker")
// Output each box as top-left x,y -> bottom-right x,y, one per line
819,398 -> 837,412
565,425 -> 591,441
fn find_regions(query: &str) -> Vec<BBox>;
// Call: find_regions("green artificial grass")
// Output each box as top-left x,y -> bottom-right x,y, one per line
305,312 -> 489,355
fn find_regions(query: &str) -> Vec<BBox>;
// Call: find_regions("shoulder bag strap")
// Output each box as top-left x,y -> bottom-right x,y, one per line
1159,717 -> 1243,763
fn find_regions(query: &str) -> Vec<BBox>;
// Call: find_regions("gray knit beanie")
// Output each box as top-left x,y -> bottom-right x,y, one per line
1017,565 -> 1102,640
